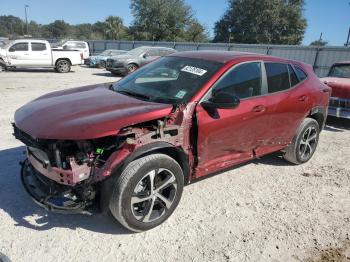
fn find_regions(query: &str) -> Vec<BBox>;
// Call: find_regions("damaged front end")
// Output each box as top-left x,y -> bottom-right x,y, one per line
14,124 -> 124,213
13,103 -> 195,214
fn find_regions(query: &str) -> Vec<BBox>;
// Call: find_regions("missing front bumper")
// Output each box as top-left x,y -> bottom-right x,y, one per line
20,159 -> 93,215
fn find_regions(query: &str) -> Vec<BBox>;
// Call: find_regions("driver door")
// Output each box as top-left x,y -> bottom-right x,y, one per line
195,61 -> 270,177
7,42 -> 30,66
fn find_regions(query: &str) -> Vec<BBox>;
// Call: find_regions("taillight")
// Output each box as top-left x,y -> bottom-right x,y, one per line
80,53 -> 83,60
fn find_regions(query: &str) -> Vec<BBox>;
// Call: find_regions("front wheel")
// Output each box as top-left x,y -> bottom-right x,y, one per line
126,63 -> 138,74
98,60 -> 106,68
283,118 -> 320,164
109,154 -> 184,232
56,60 -> 71,73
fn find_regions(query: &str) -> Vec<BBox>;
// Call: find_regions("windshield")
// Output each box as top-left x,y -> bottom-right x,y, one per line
1,41 -> 13,49
126,47 -> 148,56
328,64 -> 350,78
112,56 -> 222,104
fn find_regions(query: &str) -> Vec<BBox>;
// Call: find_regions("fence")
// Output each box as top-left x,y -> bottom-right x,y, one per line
85,40 -> 350,77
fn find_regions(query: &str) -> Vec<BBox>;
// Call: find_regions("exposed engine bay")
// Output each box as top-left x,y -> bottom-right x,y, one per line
14,103 -> 195,213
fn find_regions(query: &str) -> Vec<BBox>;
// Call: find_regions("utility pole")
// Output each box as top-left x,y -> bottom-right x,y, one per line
24,4 -> 29,35
346,27 -> 350,46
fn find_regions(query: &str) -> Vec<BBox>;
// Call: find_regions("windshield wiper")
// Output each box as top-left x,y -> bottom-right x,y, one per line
117,90 -> 151,101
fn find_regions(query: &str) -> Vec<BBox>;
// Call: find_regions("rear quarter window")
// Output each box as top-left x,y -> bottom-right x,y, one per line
265,63 -> 290,93
288,64 -> 299,87
294,66 -> 308,81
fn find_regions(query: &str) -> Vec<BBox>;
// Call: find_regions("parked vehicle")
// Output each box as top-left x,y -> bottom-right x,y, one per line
0,39 -> 83,73
106,46 -> 177,75
87,49 -> 127,68
52,40 -> 90,60
13,51 -> 330,232
320,61 -> 350,119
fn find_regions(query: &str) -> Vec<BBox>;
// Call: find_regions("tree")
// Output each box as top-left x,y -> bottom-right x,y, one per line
130,0 -> 193,41
0,15 -> 25,37
74,23 -> 93,39
214,0 -> 307,45
92,21 -> 107,39
105,16 -> 125,40
45,20 -> 71,38
310,39 -> 328,46
184,20 -> 208,42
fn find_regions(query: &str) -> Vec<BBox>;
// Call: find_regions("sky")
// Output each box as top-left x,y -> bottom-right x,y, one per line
0,0 -> 349,46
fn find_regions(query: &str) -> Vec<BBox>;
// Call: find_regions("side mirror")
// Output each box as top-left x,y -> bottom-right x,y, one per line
9,47 -> 15,52
201,91 -> 240,109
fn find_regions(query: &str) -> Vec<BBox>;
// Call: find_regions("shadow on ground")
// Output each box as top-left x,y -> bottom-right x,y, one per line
0,146 -> 129,235
92,72 -> 121,78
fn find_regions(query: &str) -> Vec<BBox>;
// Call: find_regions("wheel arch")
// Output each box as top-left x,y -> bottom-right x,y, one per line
55,58 -> 72,67
308,106 -> 327,130
99,142 -> 190,213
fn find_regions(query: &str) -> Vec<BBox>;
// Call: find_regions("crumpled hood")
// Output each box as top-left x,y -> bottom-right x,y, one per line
14,83 -> 173,140
321,77 -> 350,99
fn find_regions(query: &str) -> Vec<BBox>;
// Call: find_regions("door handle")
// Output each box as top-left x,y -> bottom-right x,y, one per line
298,95 -> 307,101
23,53 -> 29,55
322,89 -> 331,93
252,105 -> 266,112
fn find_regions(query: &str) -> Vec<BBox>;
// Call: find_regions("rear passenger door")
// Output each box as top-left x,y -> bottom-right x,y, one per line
261,62 -> 309,149
30,42 -> 51,66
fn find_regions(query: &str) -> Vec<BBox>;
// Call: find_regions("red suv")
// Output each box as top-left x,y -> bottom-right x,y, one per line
14,51 -> 330,232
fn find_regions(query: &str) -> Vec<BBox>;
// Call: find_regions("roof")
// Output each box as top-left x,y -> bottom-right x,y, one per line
168,50 -> 304,64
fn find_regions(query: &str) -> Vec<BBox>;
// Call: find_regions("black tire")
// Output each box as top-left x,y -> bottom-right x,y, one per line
55,59 -> 71,73
284,118 -> 320,164
109,154 -> 184,232
126,63 -> 138,74
98,60 -> 106,68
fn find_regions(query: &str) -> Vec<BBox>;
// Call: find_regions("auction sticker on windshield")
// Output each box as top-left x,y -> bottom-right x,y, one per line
181,66 -> 207,76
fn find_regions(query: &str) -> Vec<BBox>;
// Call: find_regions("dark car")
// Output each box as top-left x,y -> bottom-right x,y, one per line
321,61 -> 350,119
13,51 -> 330,232
106,46 -> 177,75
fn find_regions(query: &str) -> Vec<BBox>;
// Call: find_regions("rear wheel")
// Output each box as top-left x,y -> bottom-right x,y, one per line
56,59 -> 71,73
109,154 -> 184,232
126,63 -> 138,74
284,118 -> 320,164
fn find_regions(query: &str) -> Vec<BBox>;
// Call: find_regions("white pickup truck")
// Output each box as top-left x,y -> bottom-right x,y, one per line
0,39 -> 83,73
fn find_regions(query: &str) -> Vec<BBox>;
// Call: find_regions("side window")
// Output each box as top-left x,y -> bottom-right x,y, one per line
265,63 -> 290,93
146,49 -> 159,57
288,64 -> 299,87
159,49 -> 174,56
31,43 -> 46,51
212,62 -> 262,99
294,66 -> 307,81
9,43 -> 28,52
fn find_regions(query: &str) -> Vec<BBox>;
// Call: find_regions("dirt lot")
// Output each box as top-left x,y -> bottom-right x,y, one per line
0,66 -> 349,262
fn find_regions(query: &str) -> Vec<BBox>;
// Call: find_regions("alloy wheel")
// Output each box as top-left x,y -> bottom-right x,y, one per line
131,168 -> 177,223
298,126 -> 318,161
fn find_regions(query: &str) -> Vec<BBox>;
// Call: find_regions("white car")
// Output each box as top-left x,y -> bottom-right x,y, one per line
52,40 -> 90,59
0,39 -> 83,73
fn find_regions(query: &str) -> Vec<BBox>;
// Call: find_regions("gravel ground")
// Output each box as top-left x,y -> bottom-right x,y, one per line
0,66 -> 349,262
